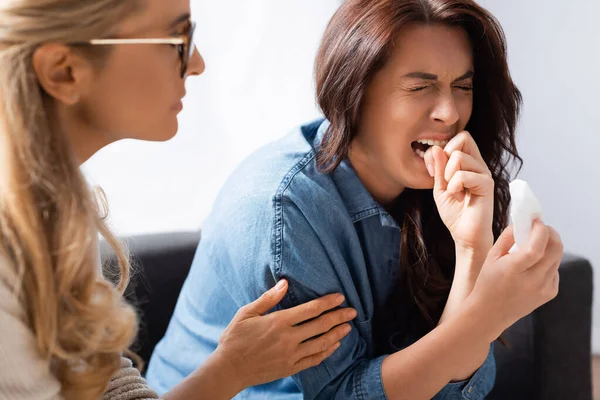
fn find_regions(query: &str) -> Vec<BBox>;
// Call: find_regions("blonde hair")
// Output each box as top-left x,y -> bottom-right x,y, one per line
0,1 -> 143,398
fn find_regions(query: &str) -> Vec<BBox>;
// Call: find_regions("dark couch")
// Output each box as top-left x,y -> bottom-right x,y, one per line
101,231 -> 594,400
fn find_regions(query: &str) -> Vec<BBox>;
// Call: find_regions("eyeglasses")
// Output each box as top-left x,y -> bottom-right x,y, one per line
88,21 -> 197,78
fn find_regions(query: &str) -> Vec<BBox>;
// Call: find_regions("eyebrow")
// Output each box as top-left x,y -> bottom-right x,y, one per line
169,12 -> 191,30
403,70 -> 474,82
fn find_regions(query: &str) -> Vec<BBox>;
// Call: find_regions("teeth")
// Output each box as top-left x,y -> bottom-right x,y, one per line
416,139 -> 448,147
415,149 -> 425,158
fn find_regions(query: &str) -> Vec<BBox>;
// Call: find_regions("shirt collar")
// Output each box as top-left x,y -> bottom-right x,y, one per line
312,119 -> 397,227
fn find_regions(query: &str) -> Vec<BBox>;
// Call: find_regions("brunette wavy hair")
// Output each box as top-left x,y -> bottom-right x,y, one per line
315,0 -> 522,333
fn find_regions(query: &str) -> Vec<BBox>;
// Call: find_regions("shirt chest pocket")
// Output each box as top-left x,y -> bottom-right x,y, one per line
354,317 -> 375,357
355,317 -> 373,338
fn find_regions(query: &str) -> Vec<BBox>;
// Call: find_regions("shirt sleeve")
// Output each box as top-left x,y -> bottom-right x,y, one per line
275,197 -> 496,400
274,197 -> 388,399
102,357 -> 160,400
432,344 -> 496,400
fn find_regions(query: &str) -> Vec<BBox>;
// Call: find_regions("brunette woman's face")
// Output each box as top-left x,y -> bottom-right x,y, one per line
349,23 -> 474,205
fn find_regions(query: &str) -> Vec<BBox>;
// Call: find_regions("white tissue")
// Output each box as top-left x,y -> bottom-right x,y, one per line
509,179 -> 543,254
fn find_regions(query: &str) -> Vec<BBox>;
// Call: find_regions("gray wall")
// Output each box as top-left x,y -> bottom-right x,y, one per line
477,0 -> 600,351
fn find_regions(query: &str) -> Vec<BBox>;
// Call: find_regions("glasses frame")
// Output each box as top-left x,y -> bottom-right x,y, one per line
88,21 -> 197,78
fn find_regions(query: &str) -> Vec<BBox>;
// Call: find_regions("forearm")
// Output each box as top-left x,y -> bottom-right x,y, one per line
438,246 -> 488,325
382,296 -> 496,399
162,349 -> 244,400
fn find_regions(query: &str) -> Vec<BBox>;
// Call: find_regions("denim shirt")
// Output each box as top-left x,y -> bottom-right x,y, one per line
146,119 -> 496,399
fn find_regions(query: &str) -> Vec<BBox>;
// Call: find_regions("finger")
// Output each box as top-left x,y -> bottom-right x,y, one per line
488,225 -> 515,261
542,227 -> 564,267
444,131 -> 485,164
297,323 -> 352,359
532,257 -> 560,303
547,270 -> 560,298
513,220 -> 551,271
294,307 -> 356,341
243,279 -> 288,316
543,257 -> 561,282
532,227 -> 563,274
547,226 -> 564,256
446,171 -> 494,198
444,151 -> 491,183
282,293 -> 345,326
292,342 -> 341,375
424,145 -> 449,192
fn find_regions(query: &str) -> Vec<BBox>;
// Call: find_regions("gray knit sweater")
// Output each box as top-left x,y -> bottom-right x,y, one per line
0,255 -> 160,400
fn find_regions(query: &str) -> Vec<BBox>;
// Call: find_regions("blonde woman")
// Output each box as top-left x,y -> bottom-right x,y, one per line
0,0 -> 357,399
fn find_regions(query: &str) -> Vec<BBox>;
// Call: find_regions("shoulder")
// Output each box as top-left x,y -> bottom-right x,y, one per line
202,119 -> 348,246
210,120 -> 324,211
191,120 -> 353,299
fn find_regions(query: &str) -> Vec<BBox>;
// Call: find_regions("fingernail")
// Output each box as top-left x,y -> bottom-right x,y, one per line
427,164 -> 434,177
336,294 -> 345,304
343,324 -> 352,334
275,280 -> 286,290
347,309 -> 357,319
334,342 -> 341,350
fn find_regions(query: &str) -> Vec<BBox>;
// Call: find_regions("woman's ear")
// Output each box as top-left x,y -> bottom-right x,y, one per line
32,44 -> 92,105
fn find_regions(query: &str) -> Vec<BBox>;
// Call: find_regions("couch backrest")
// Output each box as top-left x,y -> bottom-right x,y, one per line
100,231 -> 201,369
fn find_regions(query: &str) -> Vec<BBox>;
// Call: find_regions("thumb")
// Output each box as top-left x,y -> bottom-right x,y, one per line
245,279 -> 288,316
488,225 -> 515,261
426,146 -> 448,193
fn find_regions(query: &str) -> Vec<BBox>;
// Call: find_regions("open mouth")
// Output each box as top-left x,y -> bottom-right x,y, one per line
411,139 -> 449,159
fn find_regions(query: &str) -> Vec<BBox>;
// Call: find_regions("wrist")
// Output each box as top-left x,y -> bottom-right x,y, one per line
164,346 -> 246,400
462,291 -> 503,344
455,231 -> 493,259
453,247 -> 485,289
206,347 -> 247,397
455,241 -> 490,277
455,242 -> 490,263
440,246 -> 489,326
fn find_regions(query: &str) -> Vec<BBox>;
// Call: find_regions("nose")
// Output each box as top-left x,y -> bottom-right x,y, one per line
430,91 -> 460,127
186,46 -> 205,77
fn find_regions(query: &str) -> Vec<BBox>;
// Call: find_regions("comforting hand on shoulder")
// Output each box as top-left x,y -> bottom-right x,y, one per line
216,280 -> 356,390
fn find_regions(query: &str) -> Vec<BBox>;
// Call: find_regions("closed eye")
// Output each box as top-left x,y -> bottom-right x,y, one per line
454,85 -> 473,92
408,86 -> 428,92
